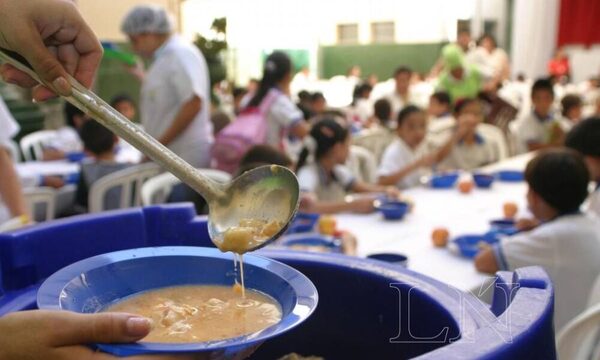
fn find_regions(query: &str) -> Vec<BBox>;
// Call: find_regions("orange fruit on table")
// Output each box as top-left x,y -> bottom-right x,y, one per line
503,202 -> 518,219
318,215 -> 337,235
458,180 -> 474,194
431,228 -> 450,247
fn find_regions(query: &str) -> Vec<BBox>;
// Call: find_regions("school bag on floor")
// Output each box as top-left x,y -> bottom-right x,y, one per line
211,89 -> 280,174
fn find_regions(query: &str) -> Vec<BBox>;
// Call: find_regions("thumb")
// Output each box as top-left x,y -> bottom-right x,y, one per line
17,30 -> 71,96
53,312 -> 152,346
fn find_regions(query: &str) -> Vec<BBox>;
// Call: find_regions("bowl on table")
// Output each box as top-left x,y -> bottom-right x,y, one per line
472,173 -> 495,188
496,170 -> 524,182
37,246 -> 318,358
65,152 -> 86,163
280,233 -> 342,253
375,201 -> 409,220
430,172 -> 460,189
489,218 -> 520,236
286,213 -> 320,234
452,234 -> 499,258
367,253 -> 408,267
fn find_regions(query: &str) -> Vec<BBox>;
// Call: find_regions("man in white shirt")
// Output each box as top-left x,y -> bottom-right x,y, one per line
0,97 -> 27,225
475,149 -> 600,329
121,5 -> 213,168
384,66 -> 422,119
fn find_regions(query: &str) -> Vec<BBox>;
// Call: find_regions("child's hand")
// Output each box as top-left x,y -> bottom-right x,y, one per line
416,153 -> 437,168
384,186 -> 401,199
41,176 -> 65,189
349,197 -> 376,214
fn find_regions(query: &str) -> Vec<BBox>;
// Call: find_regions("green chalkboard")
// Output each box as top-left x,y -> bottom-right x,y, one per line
319,42 -> 446,80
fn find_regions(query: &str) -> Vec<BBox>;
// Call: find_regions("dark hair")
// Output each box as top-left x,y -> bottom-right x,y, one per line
453,97 -> 479,116
109,94 -> 135,108
296,118 -> 349,171
232,87 -> 247,99
430,91 -> 451,106
248,51 -> 292,107
531,78 -> 554,98
394,66 -> 412,78
525,148 -> 590,214
561,94 -> 582,117
353,83 -> 373,104
397,105 -> 424,127
374,99 -> 392,123
236,145 -> 293,176
64,102 -> 85,128
311,92 -> 326,103
477,34 -> 497,48
298,90 -> 311,102
80,120 -> 116,155
565,117 -> 600,157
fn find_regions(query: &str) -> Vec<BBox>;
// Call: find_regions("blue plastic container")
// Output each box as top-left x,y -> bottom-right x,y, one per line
279,233 -> 342,253
375,201 -> 409,220
430,173 -> 460,188
37,247 -> 318,357
0,204 -> 557,359
489,219 -> 520,236
496,170 -> 524,182
367,253 -> 408,267
286,213 -> 320,234
65,152 -> 86,163
473,173 -> 495,188
453,234 -> 499,258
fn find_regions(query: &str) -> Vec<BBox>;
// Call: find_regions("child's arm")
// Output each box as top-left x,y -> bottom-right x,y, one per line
351,181 -> 400,198
474,246 -> 500,274
377,155 -> 434,186
302,195 -> 376,214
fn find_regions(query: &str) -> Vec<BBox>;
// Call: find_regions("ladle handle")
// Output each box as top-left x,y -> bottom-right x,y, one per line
0,48 -> 224,201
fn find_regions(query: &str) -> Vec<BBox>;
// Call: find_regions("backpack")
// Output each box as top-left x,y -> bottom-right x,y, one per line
211,89 -> 280,174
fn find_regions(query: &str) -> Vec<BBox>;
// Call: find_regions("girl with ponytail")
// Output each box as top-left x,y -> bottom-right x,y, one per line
296,118 -> 399,214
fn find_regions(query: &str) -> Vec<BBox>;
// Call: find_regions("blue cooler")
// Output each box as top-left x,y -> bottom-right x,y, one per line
0,203 -> 556,359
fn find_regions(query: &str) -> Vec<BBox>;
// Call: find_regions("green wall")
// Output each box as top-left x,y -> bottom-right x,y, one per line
319,42 -> 446,80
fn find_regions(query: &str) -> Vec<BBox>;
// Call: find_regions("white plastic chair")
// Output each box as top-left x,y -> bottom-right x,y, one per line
23,186 -> 55,222
556,273 -> 600,360
478,123 -> 509,161
19,130 -> 57,161
88,163 -> 162,213
141,169 -> 232,206
352,129 -> 394,163
346,145 -> 377,184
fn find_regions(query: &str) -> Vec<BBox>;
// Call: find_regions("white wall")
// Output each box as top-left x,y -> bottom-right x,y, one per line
565,45 -> 600,83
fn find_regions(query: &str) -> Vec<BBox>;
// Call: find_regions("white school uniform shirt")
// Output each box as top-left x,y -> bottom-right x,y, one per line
377,138 -> 429,189
264,89 -> 304,150
298,163 -> 355,203
440,132 -> 498,171
385,89 -> 423,119
512,111 -> 563,154
493,212 -> 600,329
141,35 -> 214,168
45,126 -> 82,153
0,98 -> 20,224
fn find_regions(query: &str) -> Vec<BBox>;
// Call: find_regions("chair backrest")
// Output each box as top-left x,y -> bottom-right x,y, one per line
88,163 -> 162,213
22,187 -> 55,222
19,130 -> 57,162
478,123 -> 509,161
556,302 -> 600,360
346,145 -> 377,183
141,169 -> 232,206
352,129 -> 394,162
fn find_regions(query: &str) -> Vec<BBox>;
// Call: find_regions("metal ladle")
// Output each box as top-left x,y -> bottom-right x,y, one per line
0,48 -> 299,252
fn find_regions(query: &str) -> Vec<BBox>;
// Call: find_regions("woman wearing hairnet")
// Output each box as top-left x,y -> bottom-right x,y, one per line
121,5 -> 213,168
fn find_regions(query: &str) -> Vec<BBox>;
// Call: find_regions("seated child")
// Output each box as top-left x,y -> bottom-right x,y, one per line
565,117 -> 600,217
438,98 -> 501,171
475,149 -> 600,329
74,120 -> 133,212
513,78 -> 565,152
110,94 -> 137,121
296,118 -> 398,214
42,103 -> 88,161
559,94 -> 583,131
427,91 -> 454,135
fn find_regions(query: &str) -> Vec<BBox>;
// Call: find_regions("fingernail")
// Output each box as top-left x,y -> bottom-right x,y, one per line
125,317 -> 151,336
52,76 -> 71,96
3,76 -> 16,84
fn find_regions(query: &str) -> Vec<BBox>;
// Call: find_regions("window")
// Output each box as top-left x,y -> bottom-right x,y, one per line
337,24 -> 359,45
371,21 -> 395,43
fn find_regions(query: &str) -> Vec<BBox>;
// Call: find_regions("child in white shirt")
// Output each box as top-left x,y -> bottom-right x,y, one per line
475,149 -> 600,329
565,117 -> 600,217
296,118 -> 397,214
559,93 -> 583,132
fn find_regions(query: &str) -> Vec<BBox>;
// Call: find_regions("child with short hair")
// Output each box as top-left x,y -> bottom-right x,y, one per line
559,93 -> 583,131
513,78 -> 565,152
475,149 -> 600,329
427,91 -> 454,135
565,117 -> 600,217
74,120 -> 133,212
296,119 -> 398,214
110,94 -> 137,121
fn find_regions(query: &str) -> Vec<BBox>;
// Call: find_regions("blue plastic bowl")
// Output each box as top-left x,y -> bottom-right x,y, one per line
489,219 -> 520,236
453,234 -> 499,258
473,173 -> 495,188
280,233 -> 342,253
66,152 -> 86,162
430,173 -> 460,188
375,201 -> 409,220
286,213 -> 320,234
37,247 -> 318,357
367,253 -> 408,267
496,170 -> 524,182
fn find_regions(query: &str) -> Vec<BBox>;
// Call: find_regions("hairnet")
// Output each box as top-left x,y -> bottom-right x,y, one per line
442,44 -> 465,71
121,5 -> 174,35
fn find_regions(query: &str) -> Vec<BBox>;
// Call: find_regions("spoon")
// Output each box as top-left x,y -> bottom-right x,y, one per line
0,48 -> 299,251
